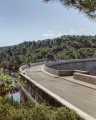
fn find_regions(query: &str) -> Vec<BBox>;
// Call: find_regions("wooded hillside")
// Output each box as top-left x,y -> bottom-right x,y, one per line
0,35 -> 96,71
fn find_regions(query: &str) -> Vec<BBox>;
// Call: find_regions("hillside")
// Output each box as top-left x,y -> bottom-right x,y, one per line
0,35 -> 96,71
0,47 -> 5,51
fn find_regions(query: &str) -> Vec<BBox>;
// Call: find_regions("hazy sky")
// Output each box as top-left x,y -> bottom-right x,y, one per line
0,0 -> 96,46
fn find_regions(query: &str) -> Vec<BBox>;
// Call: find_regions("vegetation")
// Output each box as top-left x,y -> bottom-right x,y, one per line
0,96 -> 78,120
0,47 -> 5,51
0,69 -> 78,120
43,0 -> 96,20
0,68 -> 21,97
0,35 -> 96,71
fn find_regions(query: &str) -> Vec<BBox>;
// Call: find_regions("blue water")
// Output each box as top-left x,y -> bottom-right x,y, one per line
9,76 -> 20,102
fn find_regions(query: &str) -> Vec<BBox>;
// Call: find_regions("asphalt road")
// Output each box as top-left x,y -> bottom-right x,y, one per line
25,65 -> 96,119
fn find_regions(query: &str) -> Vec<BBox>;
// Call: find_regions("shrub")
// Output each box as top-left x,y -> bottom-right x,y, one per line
0,97 -> 79,120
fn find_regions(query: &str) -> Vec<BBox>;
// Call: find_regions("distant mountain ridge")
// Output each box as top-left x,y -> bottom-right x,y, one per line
0,35 -> 96,71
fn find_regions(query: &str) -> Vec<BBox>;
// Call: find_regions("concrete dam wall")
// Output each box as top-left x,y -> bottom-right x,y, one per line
20,73 -> 62,107
19,59 -> 96,120
45,58 -> 96,76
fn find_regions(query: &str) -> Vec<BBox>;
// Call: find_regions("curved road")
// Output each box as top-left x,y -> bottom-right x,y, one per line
25,65 -> 96,119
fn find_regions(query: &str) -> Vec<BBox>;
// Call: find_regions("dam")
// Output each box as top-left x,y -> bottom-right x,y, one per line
19,58 -> 96,120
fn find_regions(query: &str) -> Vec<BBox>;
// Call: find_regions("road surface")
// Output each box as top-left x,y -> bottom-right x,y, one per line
25,65 -> 96,119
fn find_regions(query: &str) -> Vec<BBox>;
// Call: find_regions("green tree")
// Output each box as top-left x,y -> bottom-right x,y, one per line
0,68 -> 21,97
43,0 -> 96,20
46,54 -> 55,61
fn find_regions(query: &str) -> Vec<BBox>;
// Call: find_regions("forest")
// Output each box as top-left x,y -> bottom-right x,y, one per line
0,35 -> 96,71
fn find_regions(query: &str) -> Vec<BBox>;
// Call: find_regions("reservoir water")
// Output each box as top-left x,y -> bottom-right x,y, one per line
9,75 -> 20,102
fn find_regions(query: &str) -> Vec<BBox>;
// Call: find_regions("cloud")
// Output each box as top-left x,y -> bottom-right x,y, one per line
42,28 -> 85,39
42,31 -> 65,38
42,31 -> 55,38
62,28 -> 85,35
69,29 -> 77,34
62,28 -> 77,35
58,31 -> 63,36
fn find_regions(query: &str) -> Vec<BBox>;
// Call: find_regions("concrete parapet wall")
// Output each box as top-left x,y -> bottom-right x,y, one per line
44,65 -> 73,76
20,72 -> 62,106
44,65 -> 89,76
45,58 -> 96,75
74,70 -> 90,75
74,73 -> 96,85
46,58 -> 96,67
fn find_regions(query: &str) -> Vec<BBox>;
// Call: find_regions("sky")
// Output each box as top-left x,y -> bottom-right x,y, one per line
0,0 -> 96,47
